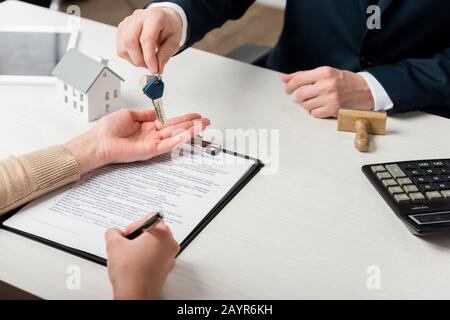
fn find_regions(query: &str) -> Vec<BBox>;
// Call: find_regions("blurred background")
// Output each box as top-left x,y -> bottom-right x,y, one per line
11,0 -> 286,57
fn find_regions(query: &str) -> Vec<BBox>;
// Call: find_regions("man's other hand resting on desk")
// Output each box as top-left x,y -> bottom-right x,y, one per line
0,108 -> 210,299
282,67 -> 375,118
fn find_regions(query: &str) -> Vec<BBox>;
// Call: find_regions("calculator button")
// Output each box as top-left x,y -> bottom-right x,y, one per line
397,178 -> 413,186
385,164 -> 406,178
442,190 -> 450,198
440,168 -> 449,174
431,176 -> 443,182
388,186 -> 404,195
432,161 -> 445,167
418,162 -> 431,168
402,162 -> 417,170
426,191 -> 443,200
394,194 -> 410,203
410,192 -> 425,202
437,182 -> 450,190
403,185 -> 419,193
377,172 -> 392,180
420,184 -> 438,192
409,169 -> 426,176
425,169 -> 439,175
413,176 -> 432,184
371,165 -> 385,173
383,179 -> 398,187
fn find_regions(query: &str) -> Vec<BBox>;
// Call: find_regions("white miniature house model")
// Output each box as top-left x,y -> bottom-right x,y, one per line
51,49 -> 124,121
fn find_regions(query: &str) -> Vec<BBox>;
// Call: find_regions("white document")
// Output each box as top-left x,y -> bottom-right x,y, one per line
4,149 -> 256,259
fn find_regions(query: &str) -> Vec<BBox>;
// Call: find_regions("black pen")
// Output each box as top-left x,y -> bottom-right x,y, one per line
126,212 -> 164,240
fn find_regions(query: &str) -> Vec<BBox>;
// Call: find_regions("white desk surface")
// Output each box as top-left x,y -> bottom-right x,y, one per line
1,1 -> 450,300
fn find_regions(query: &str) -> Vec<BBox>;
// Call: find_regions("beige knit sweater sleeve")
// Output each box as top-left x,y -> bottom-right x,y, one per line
0,145 -> 80,216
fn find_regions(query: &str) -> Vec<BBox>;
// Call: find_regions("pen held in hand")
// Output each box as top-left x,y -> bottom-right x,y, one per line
126,212 -> 164,240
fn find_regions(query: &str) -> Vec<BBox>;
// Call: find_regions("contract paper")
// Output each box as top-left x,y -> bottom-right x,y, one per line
4,150 -> 256,259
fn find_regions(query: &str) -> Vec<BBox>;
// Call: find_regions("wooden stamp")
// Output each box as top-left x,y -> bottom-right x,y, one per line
337,109 -> 387,152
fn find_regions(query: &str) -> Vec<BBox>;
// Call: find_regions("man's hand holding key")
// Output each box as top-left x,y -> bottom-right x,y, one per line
117,7 -> 183,74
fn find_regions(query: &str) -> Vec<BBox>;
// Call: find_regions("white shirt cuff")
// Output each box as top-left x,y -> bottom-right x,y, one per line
150,2 -> 188,47
359,71 -> 394,112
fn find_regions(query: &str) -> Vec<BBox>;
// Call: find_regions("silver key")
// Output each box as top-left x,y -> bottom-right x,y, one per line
152,98 -> 167,125
142,75 -> 167,125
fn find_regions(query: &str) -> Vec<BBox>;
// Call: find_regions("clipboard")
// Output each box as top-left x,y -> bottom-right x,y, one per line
1,140 -> 264,266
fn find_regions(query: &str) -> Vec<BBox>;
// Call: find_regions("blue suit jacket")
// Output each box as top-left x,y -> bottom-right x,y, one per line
151,0 -> 450,117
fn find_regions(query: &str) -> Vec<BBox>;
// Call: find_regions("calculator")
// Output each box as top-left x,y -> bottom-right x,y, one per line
362,159 -> 450,235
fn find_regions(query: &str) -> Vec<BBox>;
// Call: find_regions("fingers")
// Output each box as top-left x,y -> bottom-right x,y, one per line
122,13 -> 146,68
302,97 -> 324,112
116,21 -> 132,65
126,20 -> 146,67
145,222 -> 180,256
285,67 -> 338,95
129,109 -> 158,123
156,113 -> 202,130
105,228 -> 125,247
156,118 -> 210,154
159,117 -> 209,139
295,84 -> 322,103
285,71 -> 319,95
310,106 -> 335,119
123,212 -> 158,235
117,8 -> 181,74
281,71 -> 299,83
140,15 -> 164,74
156,39 -> 179,74
117,9 -> 160,71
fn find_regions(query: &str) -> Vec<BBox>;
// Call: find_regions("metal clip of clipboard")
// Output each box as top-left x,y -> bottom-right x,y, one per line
190,135 -> 222,156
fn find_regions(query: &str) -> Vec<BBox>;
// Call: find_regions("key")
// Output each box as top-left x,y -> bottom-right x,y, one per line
409,169 -> 426,176
385,164 -> 406,178
418,162 -> 431,168
402,162 -> 417,170
394,194 -> 410,203
383,179 -> 398,187
403,185 -> 419,193
426,191 -> 442,201
371,165 -> 385,173
413,176 -> 432,184
388,186 -> 404,195
397,178 -> 413,186
409,192 -> 425,202
432,161 -> 445,167
142,75 -> 167,124
377,172 -> 392,180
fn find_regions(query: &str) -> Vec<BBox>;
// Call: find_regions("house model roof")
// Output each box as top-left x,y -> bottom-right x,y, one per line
51,49 -> 124,94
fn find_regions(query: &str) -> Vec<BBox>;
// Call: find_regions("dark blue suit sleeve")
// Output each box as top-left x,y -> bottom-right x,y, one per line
365,48 -> 450,114
149,0 -> 255,47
